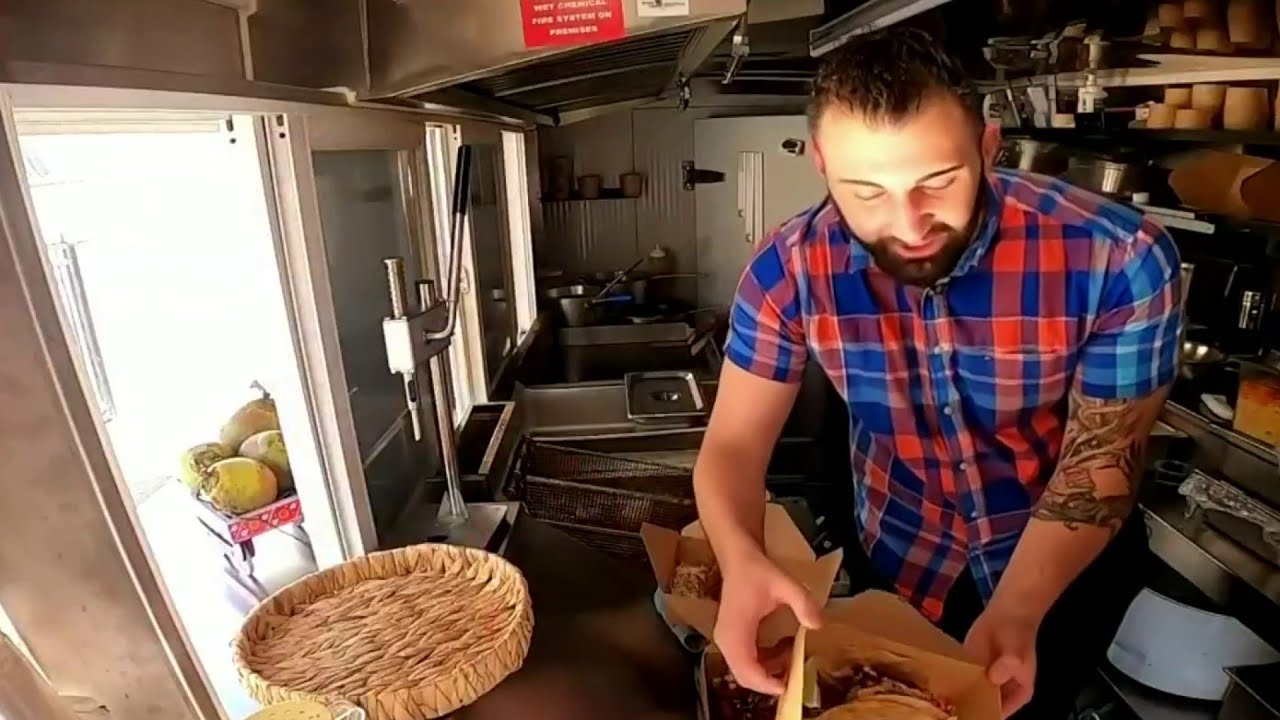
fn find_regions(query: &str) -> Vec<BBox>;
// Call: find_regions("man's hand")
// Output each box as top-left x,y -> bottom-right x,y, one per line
964,603 -> 1040,718
713,551 -> 823,695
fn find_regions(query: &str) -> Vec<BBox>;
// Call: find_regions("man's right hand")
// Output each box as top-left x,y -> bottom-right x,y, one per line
713,550 -> 824,695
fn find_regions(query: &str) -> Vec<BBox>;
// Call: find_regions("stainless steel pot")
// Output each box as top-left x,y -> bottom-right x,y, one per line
997,139 -> 1070,175
557,296 -> 600,327
543,284 -> 600,300
1063,156 -> 1168,199
628,273 -> 699,305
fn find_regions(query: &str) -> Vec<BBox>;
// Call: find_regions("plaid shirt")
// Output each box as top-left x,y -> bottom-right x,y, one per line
727,168 -> 1181,620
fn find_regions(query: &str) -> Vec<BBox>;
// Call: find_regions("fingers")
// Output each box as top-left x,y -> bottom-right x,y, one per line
987,655 -> 1018,685
714,623 -> 785,695
989,654 -> 1035,719
771,573 -> 824,630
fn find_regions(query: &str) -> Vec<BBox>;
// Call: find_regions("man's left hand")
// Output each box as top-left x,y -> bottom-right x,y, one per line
963,604 -> 1040,718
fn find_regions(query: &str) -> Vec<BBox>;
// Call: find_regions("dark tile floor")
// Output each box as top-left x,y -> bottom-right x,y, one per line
135,483 -> 316,719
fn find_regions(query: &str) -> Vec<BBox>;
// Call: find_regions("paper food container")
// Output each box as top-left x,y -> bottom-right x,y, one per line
698,591 -> 1001,720
642,503 -> 843,640
1169,150 -> 1280,222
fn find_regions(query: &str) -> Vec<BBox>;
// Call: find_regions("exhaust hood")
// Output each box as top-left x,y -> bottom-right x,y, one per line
367,0 -> 747,123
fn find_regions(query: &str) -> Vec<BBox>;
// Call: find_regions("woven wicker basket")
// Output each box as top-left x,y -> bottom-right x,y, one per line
233,544 -> 533,720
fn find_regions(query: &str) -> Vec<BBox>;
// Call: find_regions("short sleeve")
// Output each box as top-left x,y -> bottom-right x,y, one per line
1076,220 -> 1183,399
724,233 -> 807,383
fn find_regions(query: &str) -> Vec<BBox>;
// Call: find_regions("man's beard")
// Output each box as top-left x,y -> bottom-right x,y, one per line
835,178 -> 987,288
858,224 -> 972,287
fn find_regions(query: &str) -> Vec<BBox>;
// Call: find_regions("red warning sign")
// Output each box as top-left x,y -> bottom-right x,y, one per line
520,0 -> 626,49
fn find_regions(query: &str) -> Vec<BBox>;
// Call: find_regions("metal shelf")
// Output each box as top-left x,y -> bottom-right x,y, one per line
1001,126 -> 1280,147
998,54 -> 1280,90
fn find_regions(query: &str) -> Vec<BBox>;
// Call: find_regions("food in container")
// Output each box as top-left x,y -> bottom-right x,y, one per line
696,592 -> 1001,720
672,560 -> 722,600
644,503 -> 836,641
709,653 -> 960,720
1233,365 -> 1280,445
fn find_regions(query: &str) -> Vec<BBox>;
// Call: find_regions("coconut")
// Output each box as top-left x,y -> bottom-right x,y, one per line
239,430 -> 292,491
205,457 -> 278,514
178,442 -> 234,494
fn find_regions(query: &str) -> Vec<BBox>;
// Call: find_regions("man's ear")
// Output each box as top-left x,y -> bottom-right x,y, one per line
980,123 -> 1001,168
811,137 -> 826,176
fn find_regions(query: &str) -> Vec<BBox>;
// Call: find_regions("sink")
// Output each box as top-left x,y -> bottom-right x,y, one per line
558,322 -> 693,347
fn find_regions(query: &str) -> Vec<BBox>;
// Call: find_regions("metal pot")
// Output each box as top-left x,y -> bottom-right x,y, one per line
997,139 -> 1070,175
557,295 -> 601,327
1063,156 -> 1169,199
628,273 -> 699,305
544,283 -> 600,300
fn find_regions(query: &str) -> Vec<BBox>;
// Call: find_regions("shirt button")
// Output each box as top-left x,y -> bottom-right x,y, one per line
943,406 -> 953,416
958,461 -> 969,472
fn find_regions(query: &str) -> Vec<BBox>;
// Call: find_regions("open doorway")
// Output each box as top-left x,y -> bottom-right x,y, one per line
13,112 -> 319,718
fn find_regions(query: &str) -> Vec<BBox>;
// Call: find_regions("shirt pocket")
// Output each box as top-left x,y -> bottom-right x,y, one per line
954,347 -> 1073,428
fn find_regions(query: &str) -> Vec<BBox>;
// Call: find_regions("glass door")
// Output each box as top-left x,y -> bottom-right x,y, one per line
299,112 -> 455,543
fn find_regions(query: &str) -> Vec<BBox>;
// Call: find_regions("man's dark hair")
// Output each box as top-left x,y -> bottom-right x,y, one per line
808,28 -> 976,131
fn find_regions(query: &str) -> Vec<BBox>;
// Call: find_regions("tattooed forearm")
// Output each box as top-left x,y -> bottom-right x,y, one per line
1033,389 -> 1148,535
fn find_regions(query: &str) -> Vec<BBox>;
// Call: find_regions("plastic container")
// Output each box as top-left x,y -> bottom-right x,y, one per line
1234,362 -> 1280,445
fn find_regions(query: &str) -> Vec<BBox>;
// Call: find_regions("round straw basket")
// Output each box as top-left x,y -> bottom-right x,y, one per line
233,544 -> 533,719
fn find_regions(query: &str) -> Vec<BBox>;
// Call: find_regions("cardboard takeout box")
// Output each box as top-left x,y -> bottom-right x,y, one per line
642,503 -> 843,640
698,590 -> 1000,720
1169,150 -> 1280,222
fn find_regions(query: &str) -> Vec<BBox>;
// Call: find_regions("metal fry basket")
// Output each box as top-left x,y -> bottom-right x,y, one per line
511,441 -> 696,558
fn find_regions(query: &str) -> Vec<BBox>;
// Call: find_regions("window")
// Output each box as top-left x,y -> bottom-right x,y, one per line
425,124 -> 486,424
422,125 -> 538,423
501,130 -> 537,338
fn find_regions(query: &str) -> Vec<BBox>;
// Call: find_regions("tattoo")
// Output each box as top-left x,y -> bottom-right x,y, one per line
1032,389 -> 1145,535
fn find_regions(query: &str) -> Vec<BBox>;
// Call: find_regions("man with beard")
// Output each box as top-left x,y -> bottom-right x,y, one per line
693,29 -> 1182,720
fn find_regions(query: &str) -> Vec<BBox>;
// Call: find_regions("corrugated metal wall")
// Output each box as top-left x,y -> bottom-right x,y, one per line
537,94 -> 806,301
537,108 -> 699,299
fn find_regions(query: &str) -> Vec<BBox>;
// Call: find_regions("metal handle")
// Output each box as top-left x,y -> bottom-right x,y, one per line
590,256 -> 646,304
426,144 -> 473,341
384,257 -> 408,319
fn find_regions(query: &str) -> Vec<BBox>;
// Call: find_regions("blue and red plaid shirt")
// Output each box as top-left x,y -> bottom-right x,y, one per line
727,168 -> 1182,620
